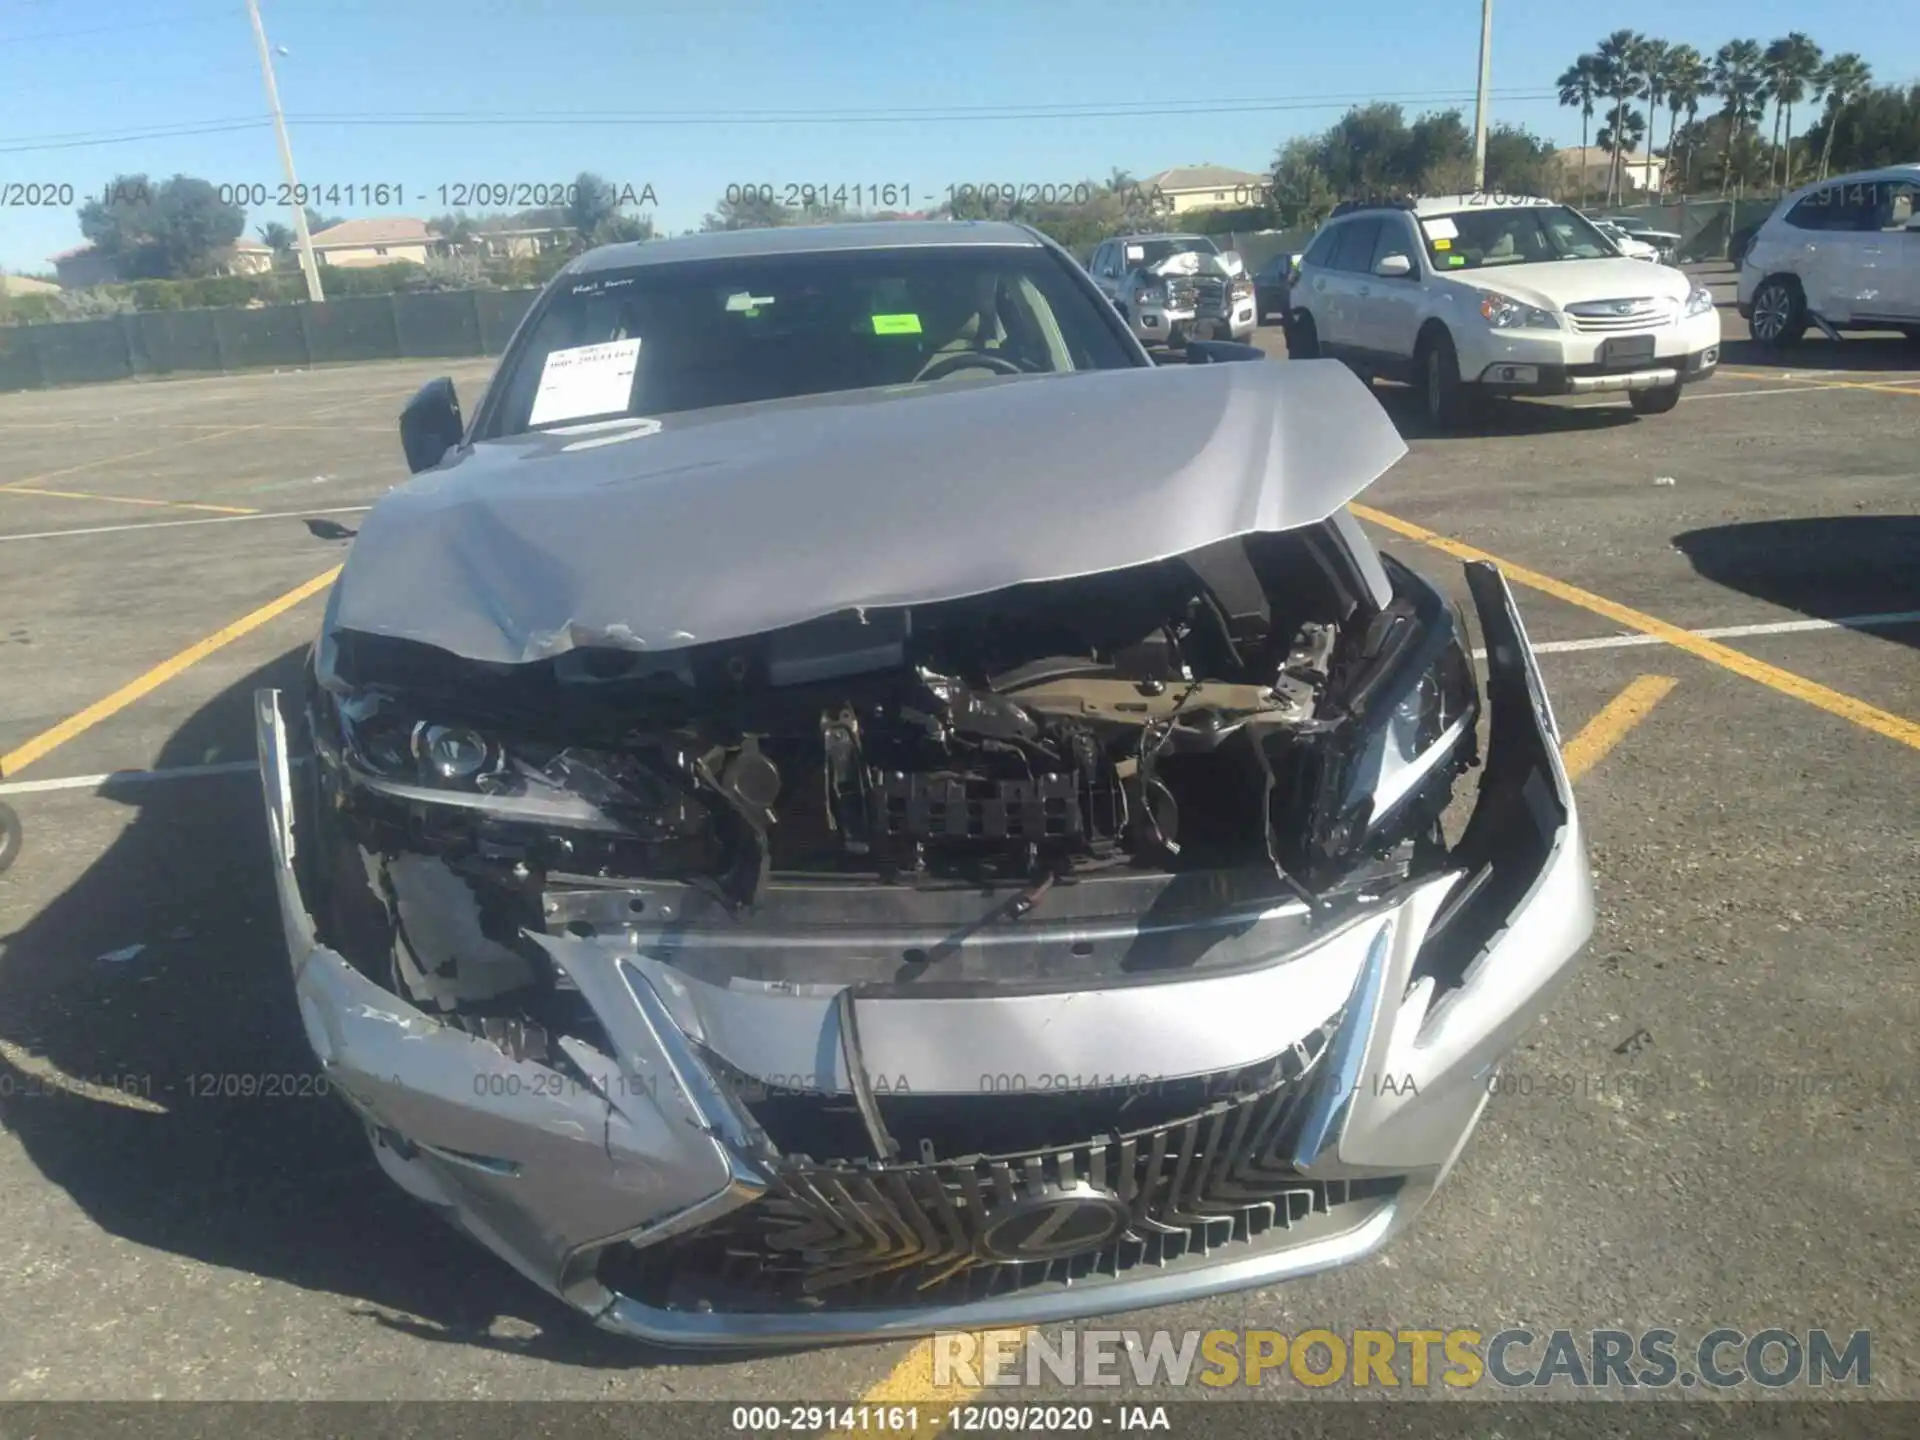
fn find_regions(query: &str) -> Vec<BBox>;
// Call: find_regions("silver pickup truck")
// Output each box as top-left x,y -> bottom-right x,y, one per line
1088,232 -> 1257,347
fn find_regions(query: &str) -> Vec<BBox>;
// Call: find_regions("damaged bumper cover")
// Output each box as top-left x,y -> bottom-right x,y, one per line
254,562 -> 1590,1347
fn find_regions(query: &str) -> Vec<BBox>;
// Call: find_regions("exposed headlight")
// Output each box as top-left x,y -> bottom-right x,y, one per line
326,691 -> 708,839
1298,593 -> 1480,880
1480,291 -> 1559,329
1685,284 -> 1715,317
1230,277 -> 1254,299
1134,286 -> 1162,307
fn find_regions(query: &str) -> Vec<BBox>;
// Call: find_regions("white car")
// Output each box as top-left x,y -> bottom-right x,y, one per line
1736,165 -> 1920,349
1591,219 -> 1660,262
1287,195 -> 1722,428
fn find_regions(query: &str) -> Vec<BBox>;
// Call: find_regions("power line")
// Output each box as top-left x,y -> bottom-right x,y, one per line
0,90 -> 1564,156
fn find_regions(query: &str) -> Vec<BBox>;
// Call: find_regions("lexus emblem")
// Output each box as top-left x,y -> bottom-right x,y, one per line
974,1182 -> 1131,1263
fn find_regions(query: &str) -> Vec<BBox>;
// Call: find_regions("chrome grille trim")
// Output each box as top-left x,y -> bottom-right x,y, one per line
604,1018 -> 1406,1312
1566,296 -> 1677,334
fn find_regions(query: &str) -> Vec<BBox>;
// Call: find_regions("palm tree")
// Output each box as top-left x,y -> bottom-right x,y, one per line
1713,40 -> 1765,196
1763,33 -> 1823,191
1557,55 -> 1605,204
1635,38 -> 1671,198
1595,30 -> 1648,205
1812,52 -> 1873,180
1663,46 -> 1712,197
1598,109 -> 1649,193
256,221 -> 294,253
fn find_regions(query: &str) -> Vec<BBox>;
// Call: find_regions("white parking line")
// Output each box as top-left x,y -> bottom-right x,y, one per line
0,760 -> 272,795
0,505 -> 371,543
1471,610 -> 1920,659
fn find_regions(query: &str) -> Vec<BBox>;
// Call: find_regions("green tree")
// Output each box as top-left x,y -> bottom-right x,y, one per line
702,190 -> 797,231
565,171 -> 625,246
1661,46 -> 1713,196
1810,53 -> 1873,180
427,212 -> 479,252
257,221 -> 294,252
1635,38 -> 1671,196
1482,124 -> 1558,199
303,206 -> 341,234
1713,40 -> 1767,196
77,172 -> 245,280
1593,30 -> 1648,204
1557,55 -> 1605,203
1763,33 -> 1823,190
1802,82 -> 1919,175
1266,136 -> 1337,227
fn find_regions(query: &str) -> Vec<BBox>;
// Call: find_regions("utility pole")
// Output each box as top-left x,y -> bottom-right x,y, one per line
1472,0 -> 1493,190
245,0 -> 324,302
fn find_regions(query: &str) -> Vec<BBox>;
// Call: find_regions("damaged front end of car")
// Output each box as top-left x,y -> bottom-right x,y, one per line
253,363 -> 1591,1344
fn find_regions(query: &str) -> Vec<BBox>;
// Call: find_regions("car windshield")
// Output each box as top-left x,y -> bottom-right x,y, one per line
1124,236 -> 1218,268
478,244 -> 1135,436
1419,205 -> 1616,270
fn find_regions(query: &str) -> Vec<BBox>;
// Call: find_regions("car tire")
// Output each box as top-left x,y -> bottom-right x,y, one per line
0,801 -> 20,873
1416,330 -> 1475,430
1748,277 -> 1808,349
1285,311 -> 1320,359
1628,382 -> 1683,415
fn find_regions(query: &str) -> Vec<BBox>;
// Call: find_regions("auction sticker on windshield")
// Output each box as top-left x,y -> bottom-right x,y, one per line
1422,217 -> 1459,241
871,313 -> 923,335
528,338 -> 642,426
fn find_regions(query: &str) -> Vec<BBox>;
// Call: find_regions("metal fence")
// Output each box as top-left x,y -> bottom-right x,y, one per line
0,288 -> 539,393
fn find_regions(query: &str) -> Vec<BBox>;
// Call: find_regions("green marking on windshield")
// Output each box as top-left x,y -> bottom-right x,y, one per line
1447,255 -> 1467,267
871,313 -> 923,335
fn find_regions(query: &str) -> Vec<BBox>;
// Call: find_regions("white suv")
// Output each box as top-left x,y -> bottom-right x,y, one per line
1287,195 -> 1722,427
1737,165 -> 1920,349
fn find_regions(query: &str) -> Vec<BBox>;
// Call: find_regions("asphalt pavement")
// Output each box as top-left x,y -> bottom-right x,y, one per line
0,279 -> 1915,1425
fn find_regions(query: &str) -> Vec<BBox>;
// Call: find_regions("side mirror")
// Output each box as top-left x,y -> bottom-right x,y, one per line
1184,340 -> 1267,364
399,377 -> 463,474
1373,253 -> 1414,279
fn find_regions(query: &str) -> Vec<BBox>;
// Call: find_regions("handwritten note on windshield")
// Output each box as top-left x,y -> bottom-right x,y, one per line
529,338 -> 642,427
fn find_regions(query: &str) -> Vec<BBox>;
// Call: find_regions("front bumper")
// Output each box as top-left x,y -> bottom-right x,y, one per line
1467,308 -> 1722,392
253,562 -> 1592,1347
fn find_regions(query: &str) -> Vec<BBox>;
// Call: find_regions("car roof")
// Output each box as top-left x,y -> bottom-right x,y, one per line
567,220 -> 1045,274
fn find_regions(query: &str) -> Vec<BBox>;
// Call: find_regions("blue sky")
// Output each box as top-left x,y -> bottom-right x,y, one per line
1,0 -> 1912,271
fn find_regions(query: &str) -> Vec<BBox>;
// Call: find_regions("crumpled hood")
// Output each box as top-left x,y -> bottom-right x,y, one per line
1146,250 -> 1244,280
1453,256 -> 1692,311
330,360 -> 1407,666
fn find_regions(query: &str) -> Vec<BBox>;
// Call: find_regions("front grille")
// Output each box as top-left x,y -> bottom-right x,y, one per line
603,1020 -> 1402,1313
1567,298 -> 1675,333
1191,276 -> 1228,316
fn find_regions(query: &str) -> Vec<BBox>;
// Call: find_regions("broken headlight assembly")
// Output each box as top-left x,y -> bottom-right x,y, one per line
325,690 -> 712,844
1293,590 -> 1479,884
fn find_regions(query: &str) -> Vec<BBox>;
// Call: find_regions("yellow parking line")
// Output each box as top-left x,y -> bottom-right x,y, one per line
0,566 -> 341,778
1561,676 -> 1678,782
1351,503 -> 1920,753
828,1331 -> 1028,1439
1713,367 -> 1920,397
0,484 -> 258,516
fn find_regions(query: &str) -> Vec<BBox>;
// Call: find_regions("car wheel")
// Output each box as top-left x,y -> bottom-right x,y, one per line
1417,330 -> 1474,430
1628,382 -> 1683,415
1749,277 -> 1808,349
1285,311 -> 1319,359
0,801 -> 20,873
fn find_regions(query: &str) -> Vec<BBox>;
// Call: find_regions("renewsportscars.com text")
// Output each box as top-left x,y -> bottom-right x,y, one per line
933,1327 -> 1872,1391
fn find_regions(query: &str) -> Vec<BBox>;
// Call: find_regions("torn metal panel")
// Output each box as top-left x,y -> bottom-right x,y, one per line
329,361 -> 1406,664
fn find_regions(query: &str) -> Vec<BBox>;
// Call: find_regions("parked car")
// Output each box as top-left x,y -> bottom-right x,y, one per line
1088,232 -> 1257,346
1736,164 -> 1920,349
1288,195 -> 1722,428
1598,215 -> 1682,264
1252,251 -> 1298,323
1590,218 -> 1660,263
255,219 -> 1592,1347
